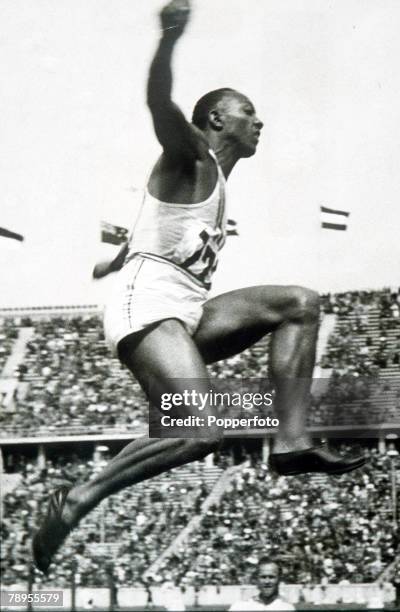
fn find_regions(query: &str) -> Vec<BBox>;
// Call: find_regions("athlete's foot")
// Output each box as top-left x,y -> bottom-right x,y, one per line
32,485 -> 81,574
272,435 -> 314,454
269,441 -> 366,476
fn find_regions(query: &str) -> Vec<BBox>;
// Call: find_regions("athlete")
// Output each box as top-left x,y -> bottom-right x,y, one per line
33,0 -> 365,574
229,560 -> 295,611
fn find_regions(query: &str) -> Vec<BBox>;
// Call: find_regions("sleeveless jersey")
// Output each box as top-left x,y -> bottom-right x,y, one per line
125,150 -> 226,290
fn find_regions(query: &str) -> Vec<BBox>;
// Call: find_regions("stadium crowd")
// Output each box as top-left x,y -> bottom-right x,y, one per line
320,287 -> 400,320
1,445 -> 398,589
1,317 -> 148,436
1,286 -> 399,438
316,287 -> 400,426
153,446 -> 398,587
1,454 -> 220,587
0,318 -> 18,372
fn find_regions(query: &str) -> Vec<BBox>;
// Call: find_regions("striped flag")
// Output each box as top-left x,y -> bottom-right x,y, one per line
101,221 -> 128,245
320,206 -> 350,231
0,226 -> 24,246
227,218 -> 239,236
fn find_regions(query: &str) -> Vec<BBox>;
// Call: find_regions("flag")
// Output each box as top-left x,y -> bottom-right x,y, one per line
0,226 -> 24,250
101,221 -> 128,245
320,206 -> 350,231
227,218 -> 239,236
0,226 -> 24,242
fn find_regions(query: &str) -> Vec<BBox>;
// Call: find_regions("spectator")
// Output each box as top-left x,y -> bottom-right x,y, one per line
229,559 -> 294,610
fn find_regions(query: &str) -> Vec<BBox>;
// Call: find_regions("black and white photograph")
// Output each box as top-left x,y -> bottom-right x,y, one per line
1,1 -> 399,610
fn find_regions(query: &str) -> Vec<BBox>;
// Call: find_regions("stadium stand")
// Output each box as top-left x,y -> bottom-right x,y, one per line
1,315 -> 148,437
1,454 -> 225,587
1,445 -> 398,592
151,446 -> 399,587
0,319 -> 18,374
316,288 -> 400,426
0,290 -> 399,605
1,288 -> 399,438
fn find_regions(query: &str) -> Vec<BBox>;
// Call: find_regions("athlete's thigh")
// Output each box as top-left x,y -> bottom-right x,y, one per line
193,285 -> 299,363
118,318 -> 213,418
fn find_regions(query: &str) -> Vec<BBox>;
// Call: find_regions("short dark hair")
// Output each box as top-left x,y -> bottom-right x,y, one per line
258,558 -> 281,577
192,88 -> 236,130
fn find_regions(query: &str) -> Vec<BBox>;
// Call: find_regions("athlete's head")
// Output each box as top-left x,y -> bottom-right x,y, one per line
256,558 -> 281,603
192,88 -> 263,157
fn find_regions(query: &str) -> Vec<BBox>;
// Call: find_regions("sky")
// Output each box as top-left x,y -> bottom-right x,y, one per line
1,0 -> 399,308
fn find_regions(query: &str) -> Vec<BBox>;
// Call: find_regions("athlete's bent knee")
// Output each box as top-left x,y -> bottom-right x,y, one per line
287,286 -> 320,322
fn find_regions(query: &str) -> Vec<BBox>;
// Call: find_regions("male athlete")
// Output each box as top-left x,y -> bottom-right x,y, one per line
33,0 -> 364,574
229,560 -> 295,611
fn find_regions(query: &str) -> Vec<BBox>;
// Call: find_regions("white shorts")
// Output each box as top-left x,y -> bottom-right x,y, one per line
103,254 -> 209,355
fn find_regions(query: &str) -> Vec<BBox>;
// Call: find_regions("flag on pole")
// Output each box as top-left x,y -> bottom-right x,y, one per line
227,218 -> 239,236
101,221 -> 128,245
320,206 -> 350,231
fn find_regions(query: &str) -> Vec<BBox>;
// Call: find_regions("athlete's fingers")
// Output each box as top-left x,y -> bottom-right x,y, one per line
160,0 -> 191,35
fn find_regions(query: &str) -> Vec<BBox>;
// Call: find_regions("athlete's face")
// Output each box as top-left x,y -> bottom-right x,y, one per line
219,93 -> 263,157
258,563 -> 280,602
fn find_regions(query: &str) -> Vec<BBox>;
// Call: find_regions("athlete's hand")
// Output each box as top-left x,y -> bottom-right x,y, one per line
92,260 -> 113,280
160,0 -> 190,39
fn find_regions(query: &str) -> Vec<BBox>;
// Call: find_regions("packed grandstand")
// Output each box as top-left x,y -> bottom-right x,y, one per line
1,287 -> 399,609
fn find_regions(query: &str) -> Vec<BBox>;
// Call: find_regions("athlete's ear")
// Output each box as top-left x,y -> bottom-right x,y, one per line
208,109 -> 224,131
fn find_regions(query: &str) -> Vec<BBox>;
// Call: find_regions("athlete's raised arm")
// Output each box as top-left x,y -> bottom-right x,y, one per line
147,0 -> 206,162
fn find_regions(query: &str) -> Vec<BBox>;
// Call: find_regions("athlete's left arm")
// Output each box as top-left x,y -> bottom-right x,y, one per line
92,241 -> 129,280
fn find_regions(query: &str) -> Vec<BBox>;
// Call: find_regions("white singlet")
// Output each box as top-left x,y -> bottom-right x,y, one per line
229,597 -> 295,611
125,149 -> 226,290
103,150 -> 227,354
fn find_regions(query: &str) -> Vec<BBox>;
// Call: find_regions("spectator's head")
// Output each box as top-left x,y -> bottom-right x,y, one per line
255,558 -> 281,604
